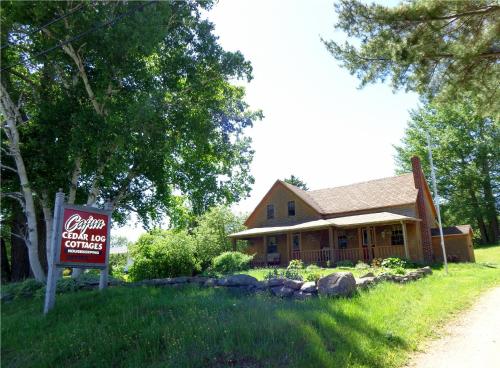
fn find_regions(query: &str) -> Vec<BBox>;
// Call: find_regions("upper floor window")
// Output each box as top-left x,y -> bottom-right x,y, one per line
267,204 -> 274,219
288,201 -> 296,216
391,225 -> 404,245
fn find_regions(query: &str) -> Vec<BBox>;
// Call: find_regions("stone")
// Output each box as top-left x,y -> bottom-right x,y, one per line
188,276 -> 209,284
271,286 -> 295,298
360,272 -> 375,278
283,279 -> 303,290
218,274 -> 259,287
300,281 -> 317,293
168,276 -> 189,284
317,272 -> 356,297
203,278 -> 218,287
267,278 -> 285,287
421,266 -> 433,275
356,277 -> 375,289
293,291 -> 314,300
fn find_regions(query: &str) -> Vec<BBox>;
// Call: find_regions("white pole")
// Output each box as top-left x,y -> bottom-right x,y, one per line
99,201 -> 113,290
427,133 -> 448,274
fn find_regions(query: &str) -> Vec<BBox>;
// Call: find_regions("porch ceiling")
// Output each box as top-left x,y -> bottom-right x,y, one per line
229,211 -> 421,238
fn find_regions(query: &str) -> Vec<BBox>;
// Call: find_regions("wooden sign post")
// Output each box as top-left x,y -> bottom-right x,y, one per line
44,191 -> 112,314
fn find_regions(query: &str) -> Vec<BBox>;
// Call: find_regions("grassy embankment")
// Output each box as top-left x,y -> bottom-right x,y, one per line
2,245 -> 499,368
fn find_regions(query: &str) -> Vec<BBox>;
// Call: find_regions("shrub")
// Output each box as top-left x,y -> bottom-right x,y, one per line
371,258 -> 383,268
390,266 -> 406,275
336,260 -> 355,268
264,268 -> 303,281
129,229 -> 200,281
304,265 -> 322,282
381,257 -> 408,269
109,253 -> 128,278
62,268 -> 72,277
2,279 -> 44,300
210,251 -> 254,274
287,259 -> 304,270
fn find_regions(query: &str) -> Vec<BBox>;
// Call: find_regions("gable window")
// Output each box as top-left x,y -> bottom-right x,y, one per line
338,235 -> 348,249
292,233 -> 300,251
288,201 -> 296,216
266,204 -> 274,219
391,225 -> 404,246
267,236 -> 277,253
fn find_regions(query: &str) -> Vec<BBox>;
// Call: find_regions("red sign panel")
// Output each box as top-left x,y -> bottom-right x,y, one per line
58,207 -> 110,266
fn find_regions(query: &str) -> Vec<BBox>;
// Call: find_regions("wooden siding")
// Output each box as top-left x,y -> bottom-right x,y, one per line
245,182 -> 321,228
323,204 -> 417,219
432,233 -> 475,262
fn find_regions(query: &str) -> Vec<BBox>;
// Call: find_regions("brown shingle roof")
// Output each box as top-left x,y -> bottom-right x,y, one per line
283,173 -> 418,215
431,225 -> 472,237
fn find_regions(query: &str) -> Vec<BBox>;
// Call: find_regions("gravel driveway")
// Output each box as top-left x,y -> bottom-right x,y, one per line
407,287 -> 500,368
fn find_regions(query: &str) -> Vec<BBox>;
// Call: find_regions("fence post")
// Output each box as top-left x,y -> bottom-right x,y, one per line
44,190 -> 65,314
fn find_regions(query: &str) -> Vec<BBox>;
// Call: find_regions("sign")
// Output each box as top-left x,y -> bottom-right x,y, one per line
56,205 -> 111,269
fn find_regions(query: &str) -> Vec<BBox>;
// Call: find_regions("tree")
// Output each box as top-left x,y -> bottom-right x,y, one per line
394,99 -> 499,244
193,205 -> 247,270
324,1 -> 500,116
284,175 -> 309,190
110,236 -> 131,249
1,1 -> 261,279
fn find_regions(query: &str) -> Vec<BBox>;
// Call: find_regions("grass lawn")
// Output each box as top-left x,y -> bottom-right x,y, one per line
2,245 -> 499,368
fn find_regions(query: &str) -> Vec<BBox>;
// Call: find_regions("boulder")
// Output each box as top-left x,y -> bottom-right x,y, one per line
293,291 -> 315,300
218,274 -> 259,287
317,272 -> 356,297
356,277 -> 375,289
203,278 -> 218,287
421,266 -> 433,275
283,279 -> 303,290
168,276 -> 190,284
300,281 -> 317,293
360,272 -> 375,278
271,286 -> 295,298
267,278 -> 285,287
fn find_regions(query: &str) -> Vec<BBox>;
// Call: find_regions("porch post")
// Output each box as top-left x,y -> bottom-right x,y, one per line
401,221 -> 409,259
357,227 -> 362,261
328,227 -> 334,262
231,238 -> 237,251
287,232 -> 291,263
263,235 -> 267,266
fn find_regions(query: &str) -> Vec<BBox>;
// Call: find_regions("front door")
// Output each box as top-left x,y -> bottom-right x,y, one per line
361,227 -> 374,262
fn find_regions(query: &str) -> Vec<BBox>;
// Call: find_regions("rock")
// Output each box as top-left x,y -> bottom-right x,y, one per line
293,291 -> 314,300
317,272 -> 356,297
203,278 -> 218,287
421,266 -> 432,275
356,277 -> 375,289
218,274 -> 259,287
300,281 -> 317,293
360,272 -> 375,278
271,286 -> 295,297
267,278 -> 285,287
283,279 -> 303,290
188,276 -> 209,284
168,276 -> 190,284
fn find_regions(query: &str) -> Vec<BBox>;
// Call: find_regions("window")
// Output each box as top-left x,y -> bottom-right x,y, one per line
391,225 -> 404,245
267,204 -> 274,219
267,236 -> 277,253
292,233 -> 300,251
288,201 -> 296,216
362,229 -> 369,245
338,235 -> 348,249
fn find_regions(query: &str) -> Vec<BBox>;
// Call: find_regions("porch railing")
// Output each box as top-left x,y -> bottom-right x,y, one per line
373,245 -> 405,259
291,249 -> 332,263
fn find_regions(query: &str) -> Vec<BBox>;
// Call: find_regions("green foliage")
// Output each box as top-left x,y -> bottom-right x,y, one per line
210,252 -> 254,274
109,253 -> 128,278
129,230 -> 199,281
389,267 -> 407,276
355,261 -> 370,269
381,258 -> 408,269
371,258 -> 383,268
1,279 -> 44,300
283,175 -> 309,190
193,206 -> 247,270
304,265 -> 321,282
287,259 -> 304,270
336,260 -> 355,268
324,0 -> 499,116
395,99 -> 499,244
264,267 -> 303,281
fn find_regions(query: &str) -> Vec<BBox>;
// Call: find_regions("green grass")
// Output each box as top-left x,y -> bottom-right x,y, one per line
2,245 -> 499,368
241,266 -> 383,280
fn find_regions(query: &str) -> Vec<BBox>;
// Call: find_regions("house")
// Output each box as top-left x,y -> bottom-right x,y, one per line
229,157 -> 475,266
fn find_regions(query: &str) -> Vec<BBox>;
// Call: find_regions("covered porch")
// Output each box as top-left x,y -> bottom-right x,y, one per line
229,212 -> 422,267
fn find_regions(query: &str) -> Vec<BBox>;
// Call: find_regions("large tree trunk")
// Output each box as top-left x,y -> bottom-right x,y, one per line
0,82 -> 46,282
467,186 -> 490,243
1,238 -> 11,282
480,158 -> 499,243
41,192 -> 53,271
10,211 -> 31,281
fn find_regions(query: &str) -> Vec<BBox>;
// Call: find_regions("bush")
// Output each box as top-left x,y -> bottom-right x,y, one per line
371,258 -> 383,268
109,253 -> 128,278
2,279 -> 44,300
304,265 -> 321,282
390,266 -> 406,275
129,229 -> 200,281
264,268 -> 303,281
381,257 -> 408,269
336,260 -> 355,268
287,259 -> 304,270
210,251 -> 254,274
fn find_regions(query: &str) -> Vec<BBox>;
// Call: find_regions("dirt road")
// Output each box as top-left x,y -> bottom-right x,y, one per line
407,287 -> 500,368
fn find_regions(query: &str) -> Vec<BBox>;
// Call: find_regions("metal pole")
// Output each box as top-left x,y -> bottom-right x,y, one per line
427,133 -> 448,274
99,201 -> 113,290
44,190 -> 65,314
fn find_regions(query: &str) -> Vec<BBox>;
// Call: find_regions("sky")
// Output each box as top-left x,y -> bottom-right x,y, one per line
115,0 -> 420,241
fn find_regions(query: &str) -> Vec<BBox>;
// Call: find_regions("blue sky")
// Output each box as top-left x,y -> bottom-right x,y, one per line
116,0 -> 420,241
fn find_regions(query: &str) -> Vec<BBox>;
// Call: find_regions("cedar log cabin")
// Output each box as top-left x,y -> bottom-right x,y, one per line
229,157 -> 475,267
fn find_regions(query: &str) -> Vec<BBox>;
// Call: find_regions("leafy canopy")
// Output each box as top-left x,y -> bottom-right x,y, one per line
324,0 -> 499,116
284,175 -> 309,190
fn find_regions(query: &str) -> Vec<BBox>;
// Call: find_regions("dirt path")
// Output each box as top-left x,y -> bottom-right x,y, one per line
407,287 -> 500,368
